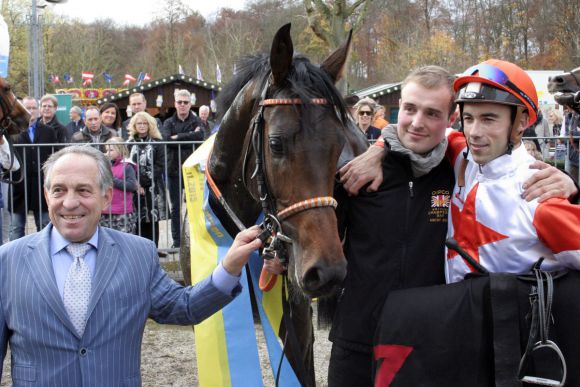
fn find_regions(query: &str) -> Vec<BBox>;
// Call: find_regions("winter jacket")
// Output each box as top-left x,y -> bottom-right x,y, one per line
330,149 -> 454,353
103,158 -> 138,215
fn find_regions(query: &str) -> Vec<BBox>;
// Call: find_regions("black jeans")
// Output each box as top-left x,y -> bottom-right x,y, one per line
167,174 -> 182,246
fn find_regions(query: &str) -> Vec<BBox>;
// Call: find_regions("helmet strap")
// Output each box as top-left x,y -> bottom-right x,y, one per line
507,106 -> 525,155
457,103 -> 469,190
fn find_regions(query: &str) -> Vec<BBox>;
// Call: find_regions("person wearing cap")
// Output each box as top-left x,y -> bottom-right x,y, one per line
446,59 -> 580,282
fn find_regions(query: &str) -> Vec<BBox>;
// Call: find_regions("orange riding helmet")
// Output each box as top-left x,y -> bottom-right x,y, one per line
454,59 -> 539,127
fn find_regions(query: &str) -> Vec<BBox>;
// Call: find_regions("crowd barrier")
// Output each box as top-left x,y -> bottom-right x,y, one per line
1,136 -> 578,245
0,140 -> 205,280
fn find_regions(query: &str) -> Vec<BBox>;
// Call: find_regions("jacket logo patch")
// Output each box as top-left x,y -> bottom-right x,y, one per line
431,194 -> 450,208
429,190 -> 450,223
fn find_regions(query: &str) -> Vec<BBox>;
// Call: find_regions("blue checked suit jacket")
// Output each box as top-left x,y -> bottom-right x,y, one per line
0,225 -> 235,386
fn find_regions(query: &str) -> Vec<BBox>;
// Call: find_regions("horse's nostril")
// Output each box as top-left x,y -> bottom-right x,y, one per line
303,267 -> 322,292
302,263 -> 346,296
552,76 -> 564,84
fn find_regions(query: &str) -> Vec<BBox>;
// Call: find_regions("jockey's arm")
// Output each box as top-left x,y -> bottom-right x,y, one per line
446,130 -> 579,203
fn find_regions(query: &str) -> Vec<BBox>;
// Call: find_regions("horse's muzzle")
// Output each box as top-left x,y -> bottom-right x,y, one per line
301,259 -> 347,298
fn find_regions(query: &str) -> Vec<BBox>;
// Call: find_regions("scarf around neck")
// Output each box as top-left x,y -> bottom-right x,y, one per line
381,124 -> 448,178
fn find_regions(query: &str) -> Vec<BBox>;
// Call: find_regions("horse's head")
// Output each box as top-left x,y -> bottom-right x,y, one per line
0,78 -> 30,136
212,24 -> 363,298
548,68 -> 580,114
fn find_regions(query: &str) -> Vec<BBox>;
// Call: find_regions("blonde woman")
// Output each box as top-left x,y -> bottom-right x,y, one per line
127,112 -> 167,247
353,97 -> 381,141
546,106 -> 563,136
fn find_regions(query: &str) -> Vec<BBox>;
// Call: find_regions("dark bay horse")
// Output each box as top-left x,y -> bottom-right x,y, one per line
180,24 -> 368,385
548,67 -> 580,114
0,77 -> 30,135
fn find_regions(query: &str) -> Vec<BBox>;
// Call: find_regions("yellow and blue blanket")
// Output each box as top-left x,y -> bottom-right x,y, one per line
183,135 -> 300,386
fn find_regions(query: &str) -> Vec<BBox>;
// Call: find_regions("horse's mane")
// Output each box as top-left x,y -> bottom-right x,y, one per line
217,53 -> 349,125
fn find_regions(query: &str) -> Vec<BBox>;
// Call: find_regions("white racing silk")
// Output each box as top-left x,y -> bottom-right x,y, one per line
445,131 -> 580,283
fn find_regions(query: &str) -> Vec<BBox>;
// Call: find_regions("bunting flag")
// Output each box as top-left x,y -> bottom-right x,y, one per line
63,72 -> 73,83
49,74 -> 60,84
178,64 -> 185,75
196,62 -> 203,81
183,136 -> 301,387
136,72 -> 151,86
81,71 -> 94,86
123,73 -> 136,86
102,71 -> 113,83
216,63 -> 222,84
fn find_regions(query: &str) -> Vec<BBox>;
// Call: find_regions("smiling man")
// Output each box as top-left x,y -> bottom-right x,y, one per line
445,59 -> 580,282
0,145 -> 262,384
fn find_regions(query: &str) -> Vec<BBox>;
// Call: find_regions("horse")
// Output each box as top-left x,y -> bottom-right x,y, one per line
179,24 -> 368,385
0,77 -> 30,136
548,67 -> 580,114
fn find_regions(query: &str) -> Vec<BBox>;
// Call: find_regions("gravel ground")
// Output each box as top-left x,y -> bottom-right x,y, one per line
2,317 -> 332,386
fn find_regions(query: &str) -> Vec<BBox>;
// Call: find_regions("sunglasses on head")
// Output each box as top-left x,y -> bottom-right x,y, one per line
176,100 -> 190,105
358,110 -> 373,116
462,64 -> 537,112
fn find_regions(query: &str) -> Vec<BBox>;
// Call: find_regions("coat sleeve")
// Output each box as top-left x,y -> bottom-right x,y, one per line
533,198 -> 580,269
147,244 -> 235,325
112,163 -> 138,192
445,130 -> 467,168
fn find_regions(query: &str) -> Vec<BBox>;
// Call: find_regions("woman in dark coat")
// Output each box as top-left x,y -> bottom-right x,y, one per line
127,111 -> 167,247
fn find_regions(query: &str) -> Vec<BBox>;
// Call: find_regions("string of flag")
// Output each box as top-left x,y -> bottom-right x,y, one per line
47,64 -> 230,88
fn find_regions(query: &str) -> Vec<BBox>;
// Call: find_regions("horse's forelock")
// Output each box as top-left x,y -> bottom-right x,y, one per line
216,54 -> 348,127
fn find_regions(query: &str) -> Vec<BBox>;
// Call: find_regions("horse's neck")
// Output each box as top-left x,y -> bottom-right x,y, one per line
209,105 -> 261,226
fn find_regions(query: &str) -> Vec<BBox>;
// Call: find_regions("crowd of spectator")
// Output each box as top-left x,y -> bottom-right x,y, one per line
2,89 -> 577,252
1,91 -> 215,251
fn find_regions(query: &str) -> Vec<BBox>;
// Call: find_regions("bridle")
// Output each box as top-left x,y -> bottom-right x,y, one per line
206,76 -> 340,288
243,77 -> 339,266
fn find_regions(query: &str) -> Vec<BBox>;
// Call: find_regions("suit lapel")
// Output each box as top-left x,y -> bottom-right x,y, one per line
86,228 -> 120,318
24,225 -> 79,335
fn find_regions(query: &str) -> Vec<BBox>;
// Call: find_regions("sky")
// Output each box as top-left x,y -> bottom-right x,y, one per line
51,0 -> 247,26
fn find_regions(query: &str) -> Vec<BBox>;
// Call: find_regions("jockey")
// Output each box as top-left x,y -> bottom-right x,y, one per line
445,59 -> 580,282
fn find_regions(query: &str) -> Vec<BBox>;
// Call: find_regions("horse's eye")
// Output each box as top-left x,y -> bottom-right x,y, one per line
269,137 -> 284,155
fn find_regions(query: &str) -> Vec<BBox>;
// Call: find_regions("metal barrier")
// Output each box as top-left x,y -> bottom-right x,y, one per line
0,140 -> 204,278
1,136 -> 578,243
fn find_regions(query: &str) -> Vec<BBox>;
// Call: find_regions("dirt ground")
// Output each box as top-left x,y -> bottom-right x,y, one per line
2,318 -> 331,386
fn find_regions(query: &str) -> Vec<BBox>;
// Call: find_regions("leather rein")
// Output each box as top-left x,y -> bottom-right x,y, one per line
206,77 -> 338,291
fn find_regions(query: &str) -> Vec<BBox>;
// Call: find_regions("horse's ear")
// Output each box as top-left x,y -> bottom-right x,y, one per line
270,23 -> 294,86
320,30 -> 353,83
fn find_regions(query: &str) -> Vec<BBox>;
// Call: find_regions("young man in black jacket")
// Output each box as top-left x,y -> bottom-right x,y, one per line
328,66 -> 457,386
